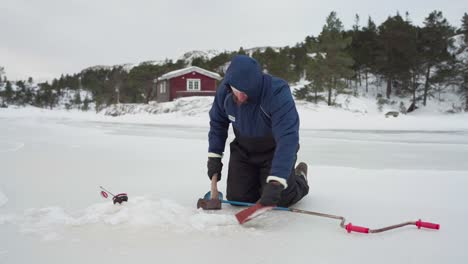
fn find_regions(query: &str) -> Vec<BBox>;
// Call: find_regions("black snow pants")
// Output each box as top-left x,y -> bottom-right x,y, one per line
226,132 -> 309,208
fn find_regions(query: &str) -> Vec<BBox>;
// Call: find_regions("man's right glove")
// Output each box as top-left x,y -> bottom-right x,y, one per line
207,157 -> 223,181
258,181 -> 284,206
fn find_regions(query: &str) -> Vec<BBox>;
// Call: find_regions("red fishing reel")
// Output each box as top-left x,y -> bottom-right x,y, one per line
100,186 -> 128,204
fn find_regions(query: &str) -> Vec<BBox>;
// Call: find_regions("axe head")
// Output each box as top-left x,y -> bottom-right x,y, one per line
197,198 -> 222,210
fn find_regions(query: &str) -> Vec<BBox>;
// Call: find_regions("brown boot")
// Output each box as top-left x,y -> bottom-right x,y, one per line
295,162 -> 308,182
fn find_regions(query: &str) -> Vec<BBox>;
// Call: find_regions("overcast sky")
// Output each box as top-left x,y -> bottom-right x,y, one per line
1,0 -> 466,82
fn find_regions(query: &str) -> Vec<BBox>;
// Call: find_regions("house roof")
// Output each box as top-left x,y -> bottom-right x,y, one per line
156,66 -> 222,81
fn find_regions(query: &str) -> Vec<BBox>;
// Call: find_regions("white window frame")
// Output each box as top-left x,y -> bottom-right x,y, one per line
186,79 -> 201,91
159,82 -> 167,94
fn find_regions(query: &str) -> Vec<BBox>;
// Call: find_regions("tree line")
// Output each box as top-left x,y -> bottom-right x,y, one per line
1,11 -> 467,111
296,11 -> 468,110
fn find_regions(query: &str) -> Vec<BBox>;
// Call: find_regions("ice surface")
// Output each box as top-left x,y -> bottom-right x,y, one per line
0,102 -> 467,263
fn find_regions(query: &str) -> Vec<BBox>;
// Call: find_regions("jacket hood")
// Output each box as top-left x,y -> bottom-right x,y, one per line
224,55 -> 263,103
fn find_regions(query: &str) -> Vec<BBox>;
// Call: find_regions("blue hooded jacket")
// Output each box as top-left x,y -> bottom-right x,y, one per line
208,55 -> 299,183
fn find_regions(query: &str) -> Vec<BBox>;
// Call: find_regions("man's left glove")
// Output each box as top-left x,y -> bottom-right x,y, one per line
258,181 -> 284,206
207,157 -> 223,181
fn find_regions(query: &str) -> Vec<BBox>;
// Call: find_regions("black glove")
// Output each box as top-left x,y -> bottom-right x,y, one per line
258,181 -> 284,206
207,157 -> 223,181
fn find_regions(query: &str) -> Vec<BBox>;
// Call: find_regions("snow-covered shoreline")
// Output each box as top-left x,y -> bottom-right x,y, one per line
1,95 -> 468,131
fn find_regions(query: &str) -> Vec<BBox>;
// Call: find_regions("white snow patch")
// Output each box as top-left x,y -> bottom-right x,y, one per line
0,191 -> 7,207
9,197 -> 250,241
0,214 -> 15,224
180,50 -> 221,64
450,34 -> 468,62
245,46 -> 280,56
157,66 -> 221,81
0,141 -> 25,152
102,96 -> 213,117
190,212 -> 239,231
290,78 -> 311,93
19,207 -> 77,240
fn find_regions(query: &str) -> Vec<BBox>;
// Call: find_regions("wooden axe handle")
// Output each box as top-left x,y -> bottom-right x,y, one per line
211,174 -> 219,200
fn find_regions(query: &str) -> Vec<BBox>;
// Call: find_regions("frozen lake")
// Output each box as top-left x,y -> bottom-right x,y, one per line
1,112 -> 468,263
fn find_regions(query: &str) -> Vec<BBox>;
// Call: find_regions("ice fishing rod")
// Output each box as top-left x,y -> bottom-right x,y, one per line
198,191 -> 440,234
99,186 -> 128,204
229,199 -> 439,233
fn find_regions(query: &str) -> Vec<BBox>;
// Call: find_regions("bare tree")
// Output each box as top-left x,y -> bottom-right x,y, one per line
0,66 -> 5,84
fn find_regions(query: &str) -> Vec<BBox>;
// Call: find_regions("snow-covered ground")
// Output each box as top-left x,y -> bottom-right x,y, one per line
4,90 -> 468,131
1,98 -> 468,263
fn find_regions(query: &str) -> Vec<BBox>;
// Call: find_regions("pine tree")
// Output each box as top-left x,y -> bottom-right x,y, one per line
408,30 -> 425,107
353,14 -> 360,31
420,11 -> 455,106
360,17 -> 379,93
347,15 -> 379,93
306,58 -> 326,103
0,67 -> 4,85
208,52 -> 234,74
461,13 -> 468,42
347,14 -> 362,90
376,13 -> 418,99
82,96 -> 90,111
73,90 -> 82,107
128,64 -> 163,104
290,43 -> 309,80
238,47 -> 247,55
260,47 -> 297,81
293,86 -> 310,101
35,82 -> 59,109
313,11 -> 354,105
15,81 -> 27,105
191,57 -> 209,69
4,81 -> 14,104
462,69 -> 468,111
456,13 -> 468,110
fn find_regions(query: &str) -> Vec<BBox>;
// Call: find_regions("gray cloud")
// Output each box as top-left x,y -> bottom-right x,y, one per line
1,0 -> 466,81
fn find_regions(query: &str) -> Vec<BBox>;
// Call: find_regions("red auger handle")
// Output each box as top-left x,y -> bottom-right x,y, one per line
415,219 -> 440,230
345,223 -> 369,234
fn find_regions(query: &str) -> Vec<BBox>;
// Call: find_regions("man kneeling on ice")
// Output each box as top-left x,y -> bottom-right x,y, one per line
207,55 -> 309,207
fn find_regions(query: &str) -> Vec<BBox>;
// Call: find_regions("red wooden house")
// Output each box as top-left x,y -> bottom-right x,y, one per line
154,66 -> 222,102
